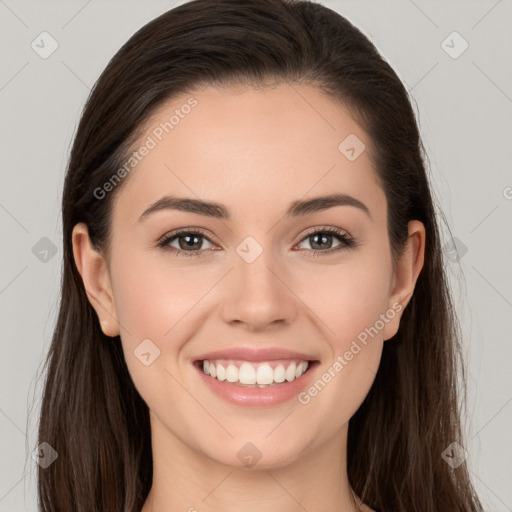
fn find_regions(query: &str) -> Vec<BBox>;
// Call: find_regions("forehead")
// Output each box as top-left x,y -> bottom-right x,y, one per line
112,83 -> 384,225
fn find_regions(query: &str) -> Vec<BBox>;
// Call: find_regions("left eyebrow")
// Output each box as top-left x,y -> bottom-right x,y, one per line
138,192 -> 372,222
286,193 -> 371,220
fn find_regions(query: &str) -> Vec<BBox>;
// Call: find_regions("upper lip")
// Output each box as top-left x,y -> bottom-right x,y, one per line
194,347 -> 318,363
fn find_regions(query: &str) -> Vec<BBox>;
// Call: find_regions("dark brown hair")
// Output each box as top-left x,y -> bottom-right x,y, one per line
36,0 -> 483,510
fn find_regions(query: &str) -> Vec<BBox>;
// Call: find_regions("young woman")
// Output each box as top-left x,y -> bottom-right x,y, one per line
36,0 -> 483,510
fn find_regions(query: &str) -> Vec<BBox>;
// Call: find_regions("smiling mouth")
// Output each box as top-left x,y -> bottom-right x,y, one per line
193,359 -> 318,388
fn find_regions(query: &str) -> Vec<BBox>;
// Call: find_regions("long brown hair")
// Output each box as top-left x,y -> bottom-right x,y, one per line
36,0 -> 483,510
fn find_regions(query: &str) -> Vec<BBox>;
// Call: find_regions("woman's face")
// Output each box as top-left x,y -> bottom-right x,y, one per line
74,83 -> 424,469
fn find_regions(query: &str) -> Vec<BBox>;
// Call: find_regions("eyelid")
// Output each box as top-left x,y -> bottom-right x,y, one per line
298,225 -> 352,241
156,227 -> 219,247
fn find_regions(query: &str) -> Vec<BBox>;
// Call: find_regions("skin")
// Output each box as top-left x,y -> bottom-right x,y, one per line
72,83 -> 425,512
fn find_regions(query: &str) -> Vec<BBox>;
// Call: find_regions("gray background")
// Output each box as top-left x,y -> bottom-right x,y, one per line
1,0 -> 511,510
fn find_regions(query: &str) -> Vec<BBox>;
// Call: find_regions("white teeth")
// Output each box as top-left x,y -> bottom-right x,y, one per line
225,364 -> 238,383
201,359 -> 309,386
274,364 -> 286,383
216,363 -> 226,381
239,362 -> 256,384
256,364 -> 274,385
296,362 -> 306,379
285,362 -> 296,382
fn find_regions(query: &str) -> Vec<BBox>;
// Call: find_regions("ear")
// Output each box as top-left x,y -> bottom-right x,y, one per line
383,220 -> 426,341
71,223 -> 120,337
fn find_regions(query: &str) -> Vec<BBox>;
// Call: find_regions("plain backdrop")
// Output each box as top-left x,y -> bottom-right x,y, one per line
1,0 -> 511,510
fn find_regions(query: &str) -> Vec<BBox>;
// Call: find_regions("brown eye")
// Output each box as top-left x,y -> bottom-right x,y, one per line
158,229 -> 215,257
296,228 -> 356,256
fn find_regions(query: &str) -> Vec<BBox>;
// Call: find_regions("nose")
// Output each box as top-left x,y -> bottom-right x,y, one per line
219,244 -> 299,332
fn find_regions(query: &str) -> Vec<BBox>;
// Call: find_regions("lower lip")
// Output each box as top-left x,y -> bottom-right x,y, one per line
194,360 -> 320,407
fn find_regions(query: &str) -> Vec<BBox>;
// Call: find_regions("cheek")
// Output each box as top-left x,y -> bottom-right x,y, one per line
299,254 -> 392,347
108,249 -> 224,387
295,269 -> 389,437
110,247 -> 206,339
108,252 -> 203,412
295,252 -> 391,412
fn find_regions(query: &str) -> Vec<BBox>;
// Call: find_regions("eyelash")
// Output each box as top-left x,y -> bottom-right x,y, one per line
156,226 -> 357,258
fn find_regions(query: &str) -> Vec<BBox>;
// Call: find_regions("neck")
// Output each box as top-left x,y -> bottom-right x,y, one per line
141,412 -> 364,512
